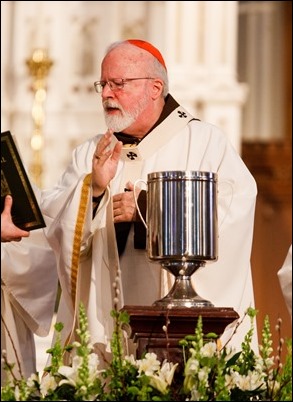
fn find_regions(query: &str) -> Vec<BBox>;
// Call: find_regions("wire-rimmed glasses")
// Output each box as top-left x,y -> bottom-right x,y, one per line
94,78 -> 154,93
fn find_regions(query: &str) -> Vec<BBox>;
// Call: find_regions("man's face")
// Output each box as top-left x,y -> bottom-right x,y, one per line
100,46 -> 153,134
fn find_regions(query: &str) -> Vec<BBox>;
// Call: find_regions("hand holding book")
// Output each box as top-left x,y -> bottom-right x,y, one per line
1,131 -> 46,232
1,194 -> 30,242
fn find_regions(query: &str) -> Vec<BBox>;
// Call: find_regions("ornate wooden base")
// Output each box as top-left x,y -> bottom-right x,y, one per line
121,305 -> 239,365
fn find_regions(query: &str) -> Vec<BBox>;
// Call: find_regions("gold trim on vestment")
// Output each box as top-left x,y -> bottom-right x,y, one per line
63,173 -> 91,351
70,173 -> 91,305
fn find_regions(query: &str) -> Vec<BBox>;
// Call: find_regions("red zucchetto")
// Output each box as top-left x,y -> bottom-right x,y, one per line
127,39 -> 167,70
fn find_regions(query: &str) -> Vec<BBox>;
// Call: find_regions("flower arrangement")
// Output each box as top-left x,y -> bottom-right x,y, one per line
1,303 -> 292,401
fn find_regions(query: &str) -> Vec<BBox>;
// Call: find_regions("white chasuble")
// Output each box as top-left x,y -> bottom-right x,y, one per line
41,102 -> 258,353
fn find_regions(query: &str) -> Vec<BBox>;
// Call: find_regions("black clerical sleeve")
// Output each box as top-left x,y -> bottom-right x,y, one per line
114,222 -> 132,256
134,190 -> 147,249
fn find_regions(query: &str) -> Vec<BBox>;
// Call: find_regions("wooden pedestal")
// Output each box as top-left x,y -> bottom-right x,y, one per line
121,305 -> 239,365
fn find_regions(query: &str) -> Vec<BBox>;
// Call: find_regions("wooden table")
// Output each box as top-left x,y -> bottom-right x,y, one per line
121,305 -> 239,365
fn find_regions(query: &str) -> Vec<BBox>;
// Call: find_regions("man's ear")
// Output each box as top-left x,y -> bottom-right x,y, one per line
151,79 -> 164,99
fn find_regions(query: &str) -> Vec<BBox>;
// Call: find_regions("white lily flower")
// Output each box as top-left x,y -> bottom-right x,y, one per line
137,352 -> 161,375
26,372 -> 39,387
40,374 -> 58,396
200,342 -> 217,357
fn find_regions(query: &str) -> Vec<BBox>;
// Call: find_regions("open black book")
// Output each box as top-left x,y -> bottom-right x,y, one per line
1,131 -> 46,231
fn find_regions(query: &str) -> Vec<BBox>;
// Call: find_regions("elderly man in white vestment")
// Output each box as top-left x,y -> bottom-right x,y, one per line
41,39 -> 258,358
1,194 -> 58,384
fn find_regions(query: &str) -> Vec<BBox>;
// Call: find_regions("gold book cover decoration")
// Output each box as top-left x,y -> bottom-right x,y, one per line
1,131 -> 46,231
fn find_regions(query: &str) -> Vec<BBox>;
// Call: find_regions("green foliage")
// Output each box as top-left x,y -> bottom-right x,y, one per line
1,304 -> 292,401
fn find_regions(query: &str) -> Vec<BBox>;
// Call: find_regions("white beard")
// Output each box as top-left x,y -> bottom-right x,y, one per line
104,113 -> 135,132
103,91 -> 149,132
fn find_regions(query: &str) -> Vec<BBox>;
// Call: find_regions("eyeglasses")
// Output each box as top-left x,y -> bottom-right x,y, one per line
94,78 -> 154,93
